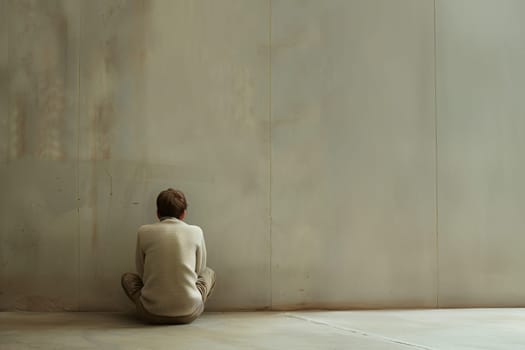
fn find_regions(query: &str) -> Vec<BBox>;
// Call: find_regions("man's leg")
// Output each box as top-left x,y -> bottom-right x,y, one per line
121,272 -> 143,304
121,273 -> 165,323
121,272 -> 204,325
122,270 -> 214,325
145,268 -> 214,324
196,267 -> 216,303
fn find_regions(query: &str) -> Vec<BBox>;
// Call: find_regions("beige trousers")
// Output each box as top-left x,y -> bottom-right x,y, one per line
121,267 -> 216,324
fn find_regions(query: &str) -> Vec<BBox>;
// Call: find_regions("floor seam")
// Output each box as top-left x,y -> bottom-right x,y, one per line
283,314 -> 435,350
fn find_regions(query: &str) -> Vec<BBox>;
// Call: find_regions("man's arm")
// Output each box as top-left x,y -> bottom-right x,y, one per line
195,230 -> 207,276
135,233 -> 145,278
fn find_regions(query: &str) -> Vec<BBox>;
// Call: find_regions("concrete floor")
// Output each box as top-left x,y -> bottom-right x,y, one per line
1,309 -> 524,349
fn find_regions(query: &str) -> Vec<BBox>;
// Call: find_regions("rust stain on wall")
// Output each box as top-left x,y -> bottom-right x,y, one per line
8,0 -> 75,161
37,73 -> 66,160
11,95 -> 28,158
92,98 -> 115,160
83,0 -> 152,161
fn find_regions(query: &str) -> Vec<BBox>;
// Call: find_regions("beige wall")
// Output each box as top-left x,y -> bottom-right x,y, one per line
0,0 -> 523,311
271,0 -> 436,308
437,0 -> 525,307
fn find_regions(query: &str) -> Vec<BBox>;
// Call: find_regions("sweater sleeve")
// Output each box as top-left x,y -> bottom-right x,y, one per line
195,229 -> 207,276
135,233 -> 145,278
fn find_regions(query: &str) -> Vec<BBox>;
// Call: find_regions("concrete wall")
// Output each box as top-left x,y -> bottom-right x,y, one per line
271,0 -> 436,308
0,0 -> 524,311
437,0 -> 525,307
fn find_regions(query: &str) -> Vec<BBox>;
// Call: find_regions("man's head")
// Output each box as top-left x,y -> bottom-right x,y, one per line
156,188 -> 187,220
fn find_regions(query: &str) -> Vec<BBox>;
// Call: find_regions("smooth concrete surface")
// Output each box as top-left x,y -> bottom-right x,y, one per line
436,0 -> 525,306
271,0 -> 436,308
2,309 -> 525,349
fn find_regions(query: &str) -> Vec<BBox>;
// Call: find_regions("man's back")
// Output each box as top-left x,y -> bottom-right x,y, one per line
136,218 -> 207,317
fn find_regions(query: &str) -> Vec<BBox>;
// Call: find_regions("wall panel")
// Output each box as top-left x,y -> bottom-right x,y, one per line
0,0 -> 79,310
437,0 -> 525,306
77,0 -> 271,310
271,0 -> 437,308
0,0 -> 8,308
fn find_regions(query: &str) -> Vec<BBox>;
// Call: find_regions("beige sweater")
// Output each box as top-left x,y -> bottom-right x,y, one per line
136,218 -> 207,317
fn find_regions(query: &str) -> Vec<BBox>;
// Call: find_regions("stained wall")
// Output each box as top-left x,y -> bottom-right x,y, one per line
0,0 -> 523,311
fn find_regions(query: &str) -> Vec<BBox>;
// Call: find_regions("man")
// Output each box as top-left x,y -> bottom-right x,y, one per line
121,188 -> 215,324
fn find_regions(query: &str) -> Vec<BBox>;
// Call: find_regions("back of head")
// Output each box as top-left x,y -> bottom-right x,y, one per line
156,188 -> 187,219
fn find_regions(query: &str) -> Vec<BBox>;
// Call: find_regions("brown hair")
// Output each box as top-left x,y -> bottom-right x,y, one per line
156,188 -> 187,219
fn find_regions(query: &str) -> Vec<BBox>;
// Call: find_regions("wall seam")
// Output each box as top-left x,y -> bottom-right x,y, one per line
6,0 -> 10,163
433,0 -> 440,309
268,0 -> 273,310
4,0 -> 10,308
76,0 -> 82,311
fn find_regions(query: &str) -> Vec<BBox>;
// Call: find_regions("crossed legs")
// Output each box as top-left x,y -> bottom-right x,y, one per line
121,267 -> 216,324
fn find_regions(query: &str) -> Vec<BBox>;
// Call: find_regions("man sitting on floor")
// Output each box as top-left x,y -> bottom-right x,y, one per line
121,188 -> 215,324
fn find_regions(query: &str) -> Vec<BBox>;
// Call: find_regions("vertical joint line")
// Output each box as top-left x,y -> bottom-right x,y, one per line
268,0 -> 273,310
6,0 -> 10,162
433,0 -> 439,308
76,1 -> 82,311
